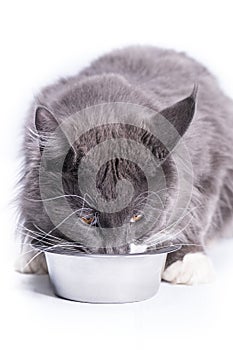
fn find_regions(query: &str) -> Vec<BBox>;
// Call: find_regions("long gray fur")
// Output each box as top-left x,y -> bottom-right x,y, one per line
17,46 -> 233,273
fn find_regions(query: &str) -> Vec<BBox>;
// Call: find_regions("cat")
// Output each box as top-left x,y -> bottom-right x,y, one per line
15,46 -> 233,285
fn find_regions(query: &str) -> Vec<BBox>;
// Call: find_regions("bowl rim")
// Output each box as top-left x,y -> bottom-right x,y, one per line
42,244 -> 182,258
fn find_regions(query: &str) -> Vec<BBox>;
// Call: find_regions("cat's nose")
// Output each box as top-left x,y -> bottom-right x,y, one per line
98,213 -> 125,228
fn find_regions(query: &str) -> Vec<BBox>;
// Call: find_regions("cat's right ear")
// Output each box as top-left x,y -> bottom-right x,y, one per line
34,106 -> 59,135
34,106 -> 59,153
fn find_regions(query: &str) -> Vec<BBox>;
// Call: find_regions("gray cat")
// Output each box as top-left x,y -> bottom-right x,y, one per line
15,46 -> 233,285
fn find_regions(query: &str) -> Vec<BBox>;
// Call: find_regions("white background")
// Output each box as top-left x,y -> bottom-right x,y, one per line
0,0 -> 233,349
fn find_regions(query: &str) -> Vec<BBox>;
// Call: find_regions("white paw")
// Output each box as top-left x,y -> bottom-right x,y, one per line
15,250 -> 48,275
162,252 -> 216,285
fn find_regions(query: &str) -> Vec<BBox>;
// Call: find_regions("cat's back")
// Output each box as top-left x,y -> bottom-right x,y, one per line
78,46 -> 233,130
78,46 -> 217,104
36,46 -> 233,129
39,46 -> 215,104
80,46 -> 208,84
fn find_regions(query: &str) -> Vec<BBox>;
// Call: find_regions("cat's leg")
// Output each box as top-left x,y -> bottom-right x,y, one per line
162,245 -> 215,285
162,176 -> 223,285
15,248 -> 48,274
14,234 -> 48,274
205,169 -> 233,242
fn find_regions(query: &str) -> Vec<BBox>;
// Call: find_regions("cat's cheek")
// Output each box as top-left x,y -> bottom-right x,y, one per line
162,252 -> 216,285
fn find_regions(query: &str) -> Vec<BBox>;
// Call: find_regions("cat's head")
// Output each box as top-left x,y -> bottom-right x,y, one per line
23,76 -> 196,254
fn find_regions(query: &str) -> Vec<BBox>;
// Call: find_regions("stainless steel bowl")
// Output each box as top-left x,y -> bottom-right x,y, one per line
44,246 -> 180,303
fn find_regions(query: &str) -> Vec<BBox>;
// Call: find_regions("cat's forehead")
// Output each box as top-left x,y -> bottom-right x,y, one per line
74,122 -> 161,153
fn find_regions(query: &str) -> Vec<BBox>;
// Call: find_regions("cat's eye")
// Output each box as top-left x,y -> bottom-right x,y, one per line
130,214 -> 143,223
81,216 -> 96,225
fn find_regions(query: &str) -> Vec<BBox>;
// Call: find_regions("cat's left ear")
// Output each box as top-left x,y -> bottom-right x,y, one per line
155,85 -> 198,152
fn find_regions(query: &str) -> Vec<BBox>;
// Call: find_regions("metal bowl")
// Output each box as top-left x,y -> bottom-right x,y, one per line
44,245 -> 181,303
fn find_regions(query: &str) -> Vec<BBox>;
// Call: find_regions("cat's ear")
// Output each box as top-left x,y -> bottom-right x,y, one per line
157,85 -> 197,151
34,105 -> 59,135
34,106 -> 60,154
34,106 -> 77,162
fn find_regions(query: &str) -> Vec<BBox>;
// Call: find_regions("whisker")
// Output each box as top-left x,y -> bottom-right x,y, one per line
19,225 -> 63,244
47,208 -> 86,235
145,212 -> 195,247
18,228 -> 63,245
134,187 -> 178,202
140,205 -> 199,246
17,246 -> 48,258
32,224 -> 66,243
24,194 -> 93,206
21,250 -> 44,271
135,192 -> 166,208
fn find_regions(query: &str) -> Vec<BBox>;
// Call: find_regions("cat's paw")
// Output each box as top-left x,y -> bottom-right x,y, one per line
162,252 -> 215,285
15,251 -> 48,275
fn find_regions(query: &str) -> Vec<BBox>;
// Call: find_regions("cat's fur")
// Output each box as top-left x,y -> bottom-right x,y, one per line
16,46 -> 233,284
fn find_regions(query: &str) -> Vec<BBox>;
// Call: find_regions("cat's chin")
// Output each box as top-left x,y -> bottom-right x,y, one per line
162,252 -> 216,285
129,243 -> 148,254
